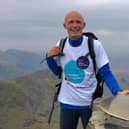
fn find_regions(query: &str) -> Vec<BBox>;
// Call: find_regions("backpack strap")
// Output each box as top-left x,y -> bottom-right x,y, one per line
86,34 -> 104,99
58,37 -> 67,79
59,38 -> 67,56
83,32 -> 97,74
48,38 -> 67,124
87,37 -> 97,74
83,32 -> 98,40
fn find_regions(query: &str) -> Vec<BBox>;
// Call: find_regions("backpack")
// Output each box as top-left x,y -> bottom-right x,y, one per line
86,32 -> 104,99
48,32 -> 104,124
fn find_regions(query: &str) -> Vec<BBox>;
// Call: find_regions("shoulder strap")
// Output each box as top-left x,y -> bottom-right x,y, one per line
83,32 -> 98,40
59,38 -> 67,56
86,33 -> 104,100
83,32 -> 97,74
58,37 -> 67,79
88,37 -> 97,74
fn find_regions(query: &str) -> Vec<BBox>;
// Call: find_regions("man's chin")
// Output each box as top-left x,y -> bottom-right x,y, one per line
70,34 -> 81,40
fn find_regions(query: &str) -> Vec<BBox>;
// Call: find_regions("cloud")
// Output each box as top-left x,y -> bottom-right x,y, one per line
96,29 -> 113,36
76,0 -> 110,7
0,0 -> 129,54
76,0 -> 129,7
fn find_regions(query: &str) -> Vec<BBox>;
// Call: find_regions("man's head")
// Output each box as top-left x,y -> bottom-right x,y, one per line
64,11 -> 86,40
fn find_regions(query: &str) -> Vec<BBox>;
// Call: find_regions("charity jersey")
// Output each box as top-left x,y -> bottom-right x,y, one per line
57,35 -> 109,106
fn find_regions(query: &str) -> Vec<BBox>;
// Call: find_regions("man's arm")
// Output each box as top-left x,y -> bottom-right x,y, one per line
46,57 -> 61,76
98,63 -> 129,95
99,64 -> 122,95
46,46 -> 61,76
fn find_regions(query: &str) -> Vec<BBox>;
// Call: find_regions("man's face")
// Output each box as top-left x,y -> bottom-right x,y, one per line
64,12 -> 86,40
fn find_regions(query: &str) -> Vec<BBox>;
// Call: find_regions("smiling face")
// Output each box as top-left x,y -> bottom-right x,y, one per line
64,11 -> 86,40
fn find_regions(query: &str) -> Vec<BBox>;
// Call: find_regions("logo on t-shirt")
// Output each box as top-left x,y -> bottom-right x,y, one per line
64,53 -> 90,84
77,56 -> 89,69
64,60 -> 85,84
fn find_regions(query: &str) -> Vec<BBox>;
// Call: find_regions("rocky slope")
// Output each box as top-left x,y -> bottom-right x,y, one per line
0,69 -> 129,129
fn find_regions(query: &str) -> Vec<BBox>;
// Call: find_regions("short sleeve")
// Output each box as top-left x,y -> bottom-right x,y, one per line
94,40 -> 109,69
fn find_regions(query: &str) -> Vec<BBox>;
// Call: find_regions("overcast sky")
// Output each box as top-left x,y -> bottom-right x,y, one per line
0,0 -> 129,56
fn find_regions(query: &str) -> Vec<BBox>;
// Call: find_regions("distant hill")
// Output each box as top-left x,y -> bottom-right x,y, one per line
0,48 -> 128,82
0,49 -> 47,80
0,69 -> 60,129
0,68 -> 129,129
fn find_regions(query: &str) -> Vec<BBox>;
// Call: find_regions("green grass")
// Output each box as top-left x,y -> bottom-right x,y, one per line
0,73 -> 60,129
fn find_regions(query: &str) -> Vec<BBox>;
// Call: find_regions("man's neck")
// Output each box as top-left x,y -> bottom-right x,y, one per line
69,35 -> 83,47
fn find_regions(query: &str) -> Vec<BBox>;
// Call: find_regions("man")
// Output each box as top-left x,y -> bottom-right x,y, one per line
46,11 -> 129,129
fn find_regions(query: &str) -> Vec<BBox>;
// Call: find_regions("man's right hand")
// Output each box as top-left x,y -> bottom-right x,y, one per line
47,46 -> 61,58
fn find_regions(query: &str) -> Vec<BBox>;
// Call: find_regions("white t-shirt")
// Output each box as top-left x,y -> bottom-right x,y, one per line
57,35 -> 109,106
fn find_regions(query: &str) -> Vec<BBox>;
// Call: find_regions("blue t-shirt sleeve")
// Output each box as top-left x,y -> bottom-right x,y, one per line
99,63 -> 122,95
46,57 -> 61,76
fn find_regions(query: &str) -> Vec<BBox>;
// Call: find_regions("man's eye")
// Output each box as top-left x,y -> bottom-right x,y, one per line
69,21 -> 74,24
76,21 -> 81,24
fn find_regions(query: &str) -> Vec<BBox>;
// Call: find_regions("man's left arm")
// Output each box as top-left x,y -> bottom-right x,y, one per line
99,63 -> 129,95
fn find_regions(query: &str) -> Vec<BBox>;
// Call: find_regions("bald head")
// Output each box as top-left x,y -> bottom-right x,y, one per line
63,11 -> 86,40
64,11 -> 85,23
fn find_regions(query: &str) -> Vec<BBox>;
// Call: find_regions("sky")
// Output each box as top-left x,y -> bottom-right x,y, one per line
0,0 -> 129,56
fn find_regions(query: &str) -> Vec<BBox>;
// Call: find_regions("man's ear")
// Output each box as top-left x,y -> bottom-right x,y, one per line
63,23 -> 66,29
83,22 -> 86,29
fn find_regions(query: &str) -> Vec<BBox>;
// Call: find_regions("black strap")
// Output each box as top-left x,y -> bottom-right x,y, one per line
48,38 -> 66,124
88,37 -> 104,100
88,37 -> 97,75
48,82 -> 61,124
83,32 -> 98,40
59,38 -> 67,56
58,38 -> 67,79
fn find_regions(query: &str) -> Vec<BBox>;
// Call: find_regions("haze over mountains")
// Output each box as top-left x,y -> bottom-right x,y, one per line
0,48 -> 128,81
0,49 -> 46,80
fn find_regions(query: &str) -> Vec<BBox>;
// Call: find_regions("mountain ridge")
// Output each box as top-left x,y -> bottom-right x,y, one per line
0,68 -> 129,129
0,49 -> 46,81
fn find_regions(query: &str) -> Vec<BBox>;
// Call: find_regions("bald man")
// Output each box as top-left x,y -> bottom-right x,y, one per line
46,11 -> 129,129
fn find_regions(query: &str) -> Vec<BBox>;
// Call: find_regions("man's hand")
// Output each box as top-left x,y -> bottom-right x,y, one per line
47,46 -> 61,58
117,89 -> 129,95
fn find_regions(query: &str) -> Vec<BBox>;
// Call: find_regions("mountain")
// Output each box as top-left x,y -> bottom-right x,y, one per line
0,49 -> 46,80
0,69 -> 129,129
0,69 -> 59,129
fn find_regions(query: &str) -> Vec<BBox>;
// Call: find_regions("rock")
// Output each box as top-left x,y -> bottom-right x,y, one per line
88,108 -> 129,129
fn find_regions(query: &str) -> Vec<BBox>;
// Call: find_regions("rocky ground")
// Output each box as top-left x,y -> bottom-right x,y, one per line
88,109 -> 129,129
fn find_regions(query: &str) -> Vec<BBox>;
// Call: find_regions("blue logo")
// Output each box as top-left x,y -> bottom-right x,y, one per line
64,60 -> 85,84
